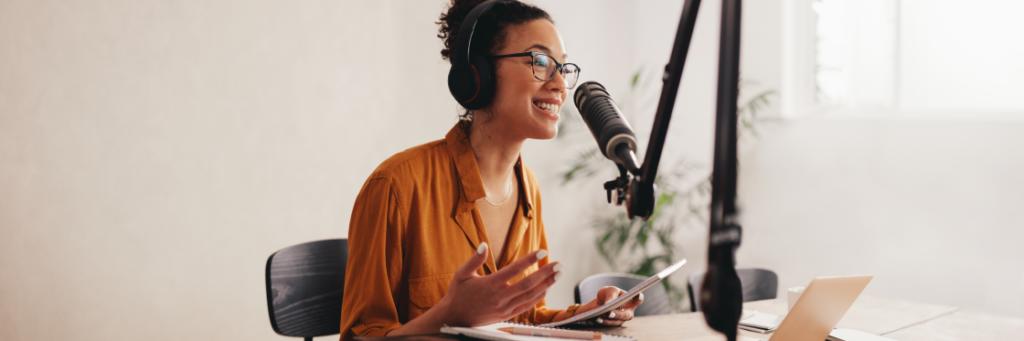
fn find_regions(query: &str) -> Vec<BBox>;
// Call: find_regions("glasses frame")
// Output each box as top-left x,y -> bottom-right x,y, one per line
489,51 -> 581,89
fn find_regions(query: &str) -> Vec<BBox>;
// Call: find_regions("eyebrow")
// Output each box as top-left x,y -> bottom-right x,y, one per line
523,44 -> 568,60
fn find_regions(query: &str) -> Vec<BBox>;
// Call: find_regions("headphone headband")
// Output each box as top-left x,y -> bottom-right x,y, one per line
450,0 -> 510,66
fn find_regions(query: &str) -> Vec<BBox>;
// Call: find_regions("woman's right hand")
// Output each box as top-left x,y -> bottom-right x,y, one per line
436,242 -> 563,327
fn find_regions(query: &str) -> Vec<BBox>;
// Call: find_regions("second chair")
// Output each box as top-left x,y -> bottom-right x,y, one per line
686,268 -> 778,312
574,273 -> 673,316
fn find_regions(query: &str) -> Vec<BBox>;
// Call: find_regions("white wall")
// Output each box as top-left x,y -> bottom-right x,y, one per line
0,1 -> 458,340
737,118 -> 1024,318
732,0 -> 1024,320
0,0 -> 668,340
1,1 -> 1019,341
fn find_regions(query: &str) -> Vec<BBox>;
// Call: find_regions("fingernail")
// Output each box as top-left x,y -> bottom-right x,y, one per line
555,272 -> 563,281
640,293 -> 644,301
553,263 -> 564,272
608,311 -> 616,319
536,249 -> 548,260
596,318 -> 604,324
477,243 -> 487,255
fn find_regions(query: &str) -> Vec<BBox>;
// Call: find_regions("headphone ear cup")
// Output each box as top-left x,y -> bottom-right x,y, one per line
462,54 -> 495,110
448,64 -> 477,105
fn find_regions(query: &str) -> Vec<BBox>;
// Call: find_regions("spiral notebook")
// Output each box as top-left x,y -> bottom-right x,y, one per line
738,309 -> 783,333
441,321 -> 635,341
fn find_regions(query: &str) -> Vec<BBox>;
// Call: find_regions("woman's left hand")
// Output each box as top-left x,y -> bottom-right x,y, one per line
576,286 -> 644,327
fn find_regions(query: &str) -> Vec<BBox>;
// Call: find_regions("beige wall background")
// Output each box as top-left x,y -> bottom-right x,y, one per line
1,1 -> 1020,341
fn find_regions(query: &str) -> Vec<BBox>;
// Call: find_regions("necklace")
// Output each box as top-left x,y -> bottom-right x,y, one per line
483,178 -> 514,206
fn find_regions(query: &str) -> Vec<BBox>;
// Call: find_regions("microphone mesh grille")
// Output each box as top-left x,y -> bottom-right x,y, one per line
575,82 -> 610,110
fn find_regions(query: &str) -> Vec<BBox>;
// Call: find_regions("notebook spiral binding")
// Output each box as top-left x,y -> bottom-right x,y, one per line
502,321 -> 631,339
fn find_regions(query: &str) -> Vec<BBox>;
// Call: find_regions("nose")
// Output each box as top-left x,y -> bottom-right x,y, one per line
547,66 -> 567,93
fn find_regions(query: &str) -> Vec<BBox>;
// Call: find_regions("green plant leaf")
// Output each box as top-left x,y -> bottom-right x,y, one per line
560,69 -> 776,313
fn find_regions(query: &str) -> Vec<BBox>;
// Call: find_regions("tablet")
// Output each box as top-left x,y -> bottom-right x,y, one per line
538,258 -> 687,327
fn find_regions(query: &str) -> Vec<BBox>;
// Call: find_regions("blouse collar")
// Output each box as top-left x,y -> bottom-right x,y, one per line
444,121 -> 534,218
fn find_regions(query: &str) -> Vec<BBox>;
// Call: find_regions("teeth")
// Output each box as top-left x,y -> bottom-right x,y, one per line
534,101 -> 560,113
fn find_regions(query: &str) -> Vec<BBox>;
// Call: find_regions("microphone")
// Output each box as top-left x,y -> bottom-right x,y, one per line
573,81 -> 640,174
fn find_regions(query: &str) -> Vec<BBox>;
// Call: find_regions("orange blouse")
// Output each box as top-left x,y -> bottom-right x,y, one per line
339,122 -> 566,340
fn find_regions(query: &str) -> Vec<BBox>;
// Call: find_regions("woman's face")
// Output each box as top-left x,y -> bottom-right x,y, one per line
480,19 -> 568,141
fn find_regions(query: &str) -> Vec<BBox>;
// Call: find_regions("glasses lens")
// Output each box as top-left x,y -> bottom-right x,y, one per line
532,54 -> 554,81
532,53 -> 579,89
563,64 -> 580,89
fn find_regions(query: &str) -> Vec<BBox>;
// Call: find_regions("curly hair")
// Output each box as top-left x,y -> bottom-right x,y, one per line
438,0 -> 553,62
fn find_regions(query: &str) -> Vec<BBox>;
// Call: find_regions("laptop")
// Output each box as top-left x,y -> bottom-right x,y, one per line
695,274 -> 874,341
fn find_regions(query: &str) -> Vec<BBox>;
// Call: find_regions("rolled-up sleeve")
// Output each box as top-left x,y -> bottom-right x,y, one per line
340,176 -> 405,340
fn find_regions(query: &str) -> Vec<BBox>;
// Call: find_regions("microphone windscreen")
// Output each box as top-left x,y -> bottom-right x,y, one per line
573,81 -> 637,160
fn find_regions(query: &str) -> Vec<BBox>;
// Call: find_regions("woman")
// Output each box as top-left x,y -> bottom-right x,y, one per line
340,1 -> 642,339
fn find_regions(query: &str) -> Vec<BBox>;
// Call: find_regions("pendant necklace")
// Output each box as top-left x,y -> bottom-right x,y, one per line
483,178 -> 514,206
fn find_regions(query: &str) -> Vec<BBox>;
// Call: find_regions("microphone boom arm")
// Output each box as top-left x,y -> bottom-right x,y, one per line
638,0 -> 702,193
615,0 -> 702,220
606,1 -> 745,340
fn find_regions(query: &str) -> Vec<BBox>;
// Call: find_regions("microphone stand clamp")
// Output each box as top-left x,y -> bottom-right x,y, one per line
602,164 -> 655,220
603,164 -> 630,207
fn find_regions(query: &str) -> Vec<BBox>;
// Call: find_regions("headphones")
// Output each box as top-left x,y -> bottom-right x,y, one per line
447,0 -> 512,110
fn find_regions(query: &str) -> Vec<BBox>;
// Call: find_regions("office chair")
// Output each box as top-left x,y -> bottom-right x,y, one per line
574,273 -> 672,316
266,239 -> 348,341
687,268 -> 777,312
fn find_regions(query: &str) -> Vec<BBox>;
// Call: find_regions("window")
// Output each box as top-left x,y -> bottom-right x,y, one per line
782,0 -> 1024,118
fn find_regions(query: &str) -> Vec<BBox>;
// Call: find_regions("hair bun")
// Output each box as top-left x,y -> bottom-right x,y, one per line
437,0 -> 552,62
437,0 -> 491,61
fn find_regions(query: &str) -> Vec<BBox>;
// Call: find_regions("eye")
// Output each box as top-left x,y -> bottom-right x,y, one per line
533,56 -> 550,67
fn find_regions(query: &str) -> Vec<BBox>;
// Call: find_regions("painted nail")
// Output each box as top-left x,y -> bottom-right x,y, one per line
639,293 -> 644,301
478,243 -> 487,255
596,318 -> 604,324
553,263 -> 564,272
555,272 -> 563,281
536,249 -> 548,260
609,311 -> 616,319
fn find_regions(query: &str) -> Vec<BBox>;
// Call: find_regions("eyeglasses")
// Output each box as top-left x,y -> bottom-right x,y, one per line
489,52 -> 581,89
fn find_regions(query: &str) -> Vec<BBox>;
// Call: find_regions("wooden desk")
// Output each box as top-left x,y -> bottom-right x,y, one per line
884,309 -> 1024,341
600,295 -> 960,340
596,312 -> 767,341
362,296 -> 1023,341
743,294 -> 958,335
359,295 -> 1022,341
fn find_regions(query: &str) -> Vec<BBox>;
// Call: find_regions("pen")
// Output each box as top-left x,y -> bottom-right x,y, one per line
498,326 -> 602,340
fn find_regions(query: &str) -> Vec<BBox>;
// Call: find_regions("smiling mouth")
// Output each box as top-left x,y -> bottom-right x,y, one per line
533,101 -> 560,114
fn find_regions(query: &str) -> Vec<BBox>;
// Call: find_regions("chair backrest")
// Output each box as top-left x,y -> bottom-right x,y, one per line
266,239 -> 348,340
687,267 -> 778,312
574,273 -> 672,316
